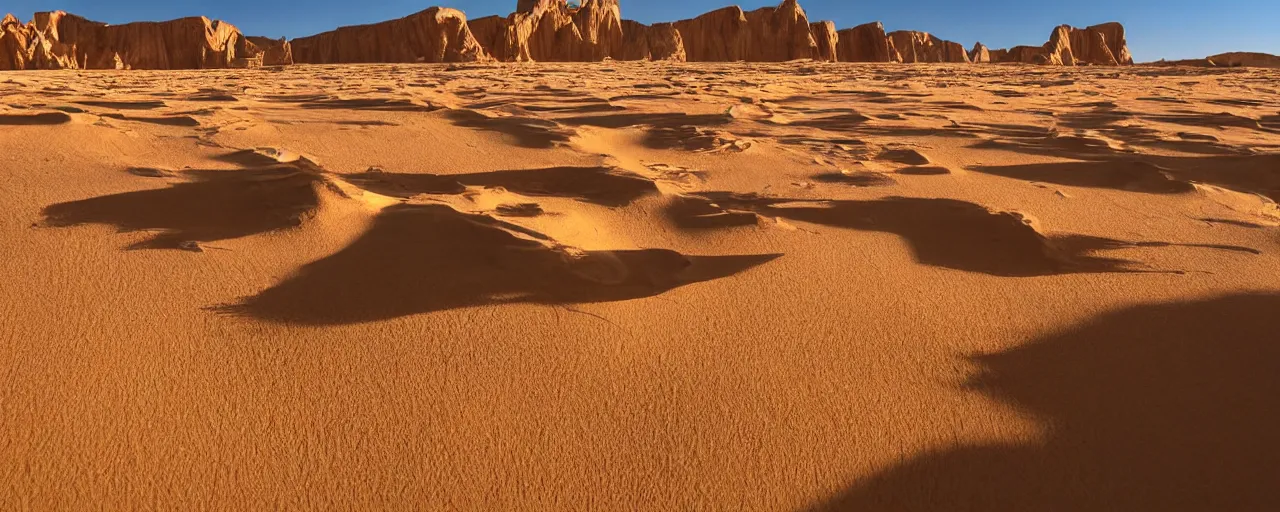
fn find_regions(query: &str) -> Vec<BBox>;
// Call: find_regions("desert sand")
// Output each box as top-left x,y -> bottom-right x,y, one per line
2,61 -> 1279,510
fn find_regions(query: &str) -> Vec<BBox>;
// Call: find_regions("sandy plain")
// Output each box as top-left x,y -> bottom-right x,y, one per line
2,62 -> 1278,510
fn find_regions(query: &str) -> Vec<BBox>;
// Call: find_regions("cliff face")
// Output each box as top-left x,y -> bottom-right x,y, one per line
969,42 -> 990,63
246,36 -> 293,66
887,30 -> 971,63
619,20 -> 685,61
809,20 -> 838,61
3,4 -> 1142,69
1069,22 -> 1132,65
991,22 -> 1132,66
835,21 -> 891,62
291,7 -> 485,64
34,11 -> 258,69
673,0 -> 817,62
572,0 -> 625,61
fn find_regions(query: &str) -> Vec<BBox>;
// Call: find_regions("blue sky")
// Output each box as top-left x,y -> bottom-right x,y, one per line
3,1 -> 1276,61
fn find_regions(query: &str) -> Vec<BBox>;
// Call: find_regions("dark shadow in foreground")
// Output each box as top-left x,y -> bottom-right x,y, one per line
222,204 -> 780,325
812,293 -> 1280,511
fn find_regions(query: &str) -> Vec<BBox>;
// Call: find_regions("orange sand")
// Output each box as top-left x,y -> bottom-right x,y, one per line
2,62 -> 1278,510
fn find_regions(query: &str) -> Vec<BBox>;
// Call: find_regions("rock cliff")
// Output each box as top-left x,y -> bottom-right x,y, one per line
969,42 -> 990,63
809,20 -> 838,61
619,20 -> 685,61
990,22 -> 1132,66
887,30 -> 971,63
246,36 -> 293,66
672,0 -> 818,62
291,7 -> 485,64
33,11 -> 257,69
835,21 -> 891,62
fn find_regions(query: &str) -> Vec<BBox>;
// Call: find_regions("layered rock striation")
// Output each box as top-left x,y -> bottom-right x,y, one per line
292,7 -> 486,64
1,2 -> 1140,69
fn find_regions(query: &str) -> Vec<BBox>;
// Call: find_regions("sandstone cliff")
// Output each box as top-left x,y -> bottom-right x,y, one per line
246,36 -> 293,66
990,22 -> 1132,66
292,7 -> 485,64
470,0 -> 624,62
887,30 -> 970,63
572,0 -> 625,61
33,11 -> 258,69
809,21 -> 837,61
672,0 -> 818,62
619,20 -> 685,61
969,42 -> 990,63
1,14 -> 33,70
1205,52 -> 1280,68
835,21 -> 891,62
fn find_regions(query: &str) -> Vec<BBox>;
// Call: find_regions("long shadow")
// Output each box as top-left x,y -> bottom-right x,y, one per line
348,166 -> 659,207
974,154 -> 1280,201
299,98 -> 438,112
669,194 -> 1254,276
41,166 -> 323,249
812,293 -> 1280,511
559,112 -> 732,129
443,109 -> 572,149
101,113 -> 201,127
222,204 -> 780,325
0,112 -> 71,125
73,100 -> 167,110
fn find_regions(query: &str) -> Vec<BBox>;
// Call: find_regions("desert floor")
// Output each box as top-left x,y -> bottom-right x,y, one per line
2,62 -> 1278,510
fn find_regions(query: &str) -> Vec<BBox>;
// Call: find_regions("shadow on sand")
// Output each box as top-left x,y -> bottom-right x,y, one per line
348,166 -> 659,207
221,204 -> 780,325
668,194 -> 1256,276
812,292 -> 1280,511
973,153 -> 1280,201
41,166 -> 323,249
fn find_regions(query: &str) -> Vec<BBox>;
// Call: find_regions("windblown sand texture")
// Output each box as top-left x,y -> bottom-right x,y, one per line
2,61 -> 1279,509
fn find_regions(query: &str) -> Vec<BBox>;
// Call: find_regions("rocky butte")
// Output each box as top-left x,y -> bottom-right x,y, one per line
1,1 -> 1144,69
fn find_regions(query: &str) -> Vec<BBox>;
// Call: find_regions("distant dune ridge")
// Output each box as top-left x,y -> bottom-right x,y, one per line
0,0 -> 1270,69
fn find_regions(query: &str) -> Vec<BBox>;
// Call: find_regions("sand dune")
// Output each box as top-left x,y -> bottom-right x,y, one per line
2,61 -> 1278,509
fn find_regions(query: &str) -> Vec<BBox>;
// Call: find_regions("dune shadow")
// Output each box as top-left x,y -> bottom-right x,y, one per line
222,203 -> 780,325
299,98 -> 438,112
41,166 -> 323,249
813,172 -> 897,187
101,113 -> 200,127
348,166 -> 659,207
73,100 -> 166,110
0,112 -> 72,125
444,109 -> 572,149
559,112 -> 732,129
974,154 -> 1280,201
1146,112 -> 1266,131
812,293 -> 1280,511
670,194 -> 1253,276
974,160 -> 1196,194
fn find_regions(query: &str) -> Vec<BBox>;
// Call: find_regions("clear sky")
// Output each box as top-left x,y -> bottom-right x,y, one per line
3,0 -> 1277,61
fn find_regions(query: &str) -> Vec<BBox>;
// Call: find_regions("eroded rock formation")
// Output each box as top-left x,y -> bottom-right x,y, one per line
2,3 -> 1141,69
247,36 -> 293,66
619,20 -> 685,61
990,22 -> 1132,66
470,0 -> 623,62
291,7 -> 485,64
810,21 -> 838,61
2,12 -> 80,70
673,0 -> 818,62
887,30 -> 970,63
835,21 -> 891,62
32,11 -> 258,69
969,42 -> 990,63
